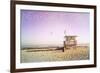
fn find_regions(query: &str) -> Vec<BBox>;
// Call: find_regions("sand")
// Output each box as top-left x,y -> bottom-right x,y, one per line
21,46 -> 89,63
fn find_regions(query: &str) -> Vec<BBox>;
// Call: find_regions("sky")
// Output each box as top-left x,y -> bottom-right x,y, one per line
20,10 -> 90,48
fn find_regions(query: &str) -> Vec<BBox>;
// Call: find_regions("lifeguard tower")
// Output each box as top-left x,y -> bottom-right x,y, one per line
63,36 -> 77,51
62,24 -> 78,52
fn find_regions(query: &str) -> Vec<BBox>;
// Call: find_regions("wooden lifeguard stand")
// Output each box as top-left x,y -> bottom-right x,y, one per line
63,36 -> 77,51
62,24 -> 77,52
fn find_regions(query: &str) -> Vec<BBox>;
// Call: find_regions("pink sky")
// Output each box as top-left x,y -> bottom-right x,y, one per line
20,10 -> 90,48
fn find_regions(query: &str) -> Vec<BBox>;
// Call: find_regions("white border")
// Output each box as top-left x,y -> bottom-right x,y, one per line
16,4 -> 94,69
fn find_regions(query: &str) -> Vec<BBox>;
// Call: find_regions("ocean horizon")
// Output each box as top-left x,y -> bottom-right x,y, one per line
21,43 -> 89,49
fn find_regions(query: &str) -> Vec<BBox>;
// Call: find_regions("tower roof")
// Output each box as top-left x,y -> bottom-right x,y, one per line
64,35 -> 77,38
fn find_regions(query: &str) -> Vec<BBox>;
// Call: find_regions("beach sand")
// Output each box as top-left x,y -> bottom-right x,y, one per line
21,46 -> 89,63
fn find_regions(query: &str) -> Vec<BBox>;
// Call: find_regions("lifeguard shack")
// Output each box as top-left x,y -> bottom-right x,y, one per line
63,36 -> 77,52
